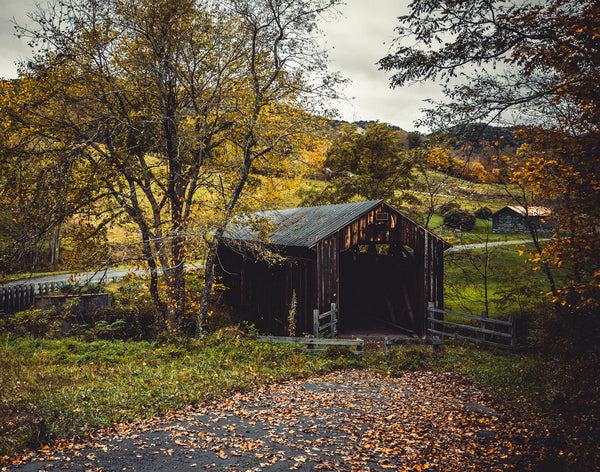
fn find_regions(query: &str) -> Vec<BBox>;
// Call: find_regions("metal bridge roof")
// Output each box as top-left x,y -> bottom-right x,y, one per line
223,200 -> 384,248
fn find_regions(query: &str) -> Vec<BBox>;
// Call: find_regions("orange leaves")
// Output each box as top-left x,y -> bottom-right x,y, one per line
3,369 -> 546,471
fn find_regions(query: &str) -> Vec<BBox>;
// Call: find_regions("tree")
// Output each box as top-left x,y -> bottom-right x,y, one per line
0,78 -> 102,275
406,131 -> 422,149
379,0 -> 600,340
196,0 -> 342,332
302,123 -> 416,207
445,224 -> 496,318
5,0 -> 341,333
443,209 -> 475,232
473,207 -> 492,220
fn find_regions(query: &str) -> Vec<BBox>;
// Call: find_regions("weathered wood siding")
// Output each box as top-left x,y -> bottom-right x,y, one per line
217,244 -> 316,334
338,202 -> 433,250
492,208 -> 555,233
315,236 -> 339,314
317,202 -> 447,335
216,201 -> 449,336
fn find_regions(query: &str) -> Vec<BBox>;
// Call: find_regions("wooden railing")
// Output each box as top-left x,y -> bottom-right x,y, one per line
427,303 -> 515,349
313,303 -> 338,338
258,336 -> 364,355
0,284 -> 37,315
1,282 -> 70,315
384,336 -> 443,356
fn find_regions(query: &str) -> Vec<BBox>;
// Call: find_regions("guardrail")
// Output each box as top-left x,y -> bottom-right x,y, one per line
0,277 -> 123,315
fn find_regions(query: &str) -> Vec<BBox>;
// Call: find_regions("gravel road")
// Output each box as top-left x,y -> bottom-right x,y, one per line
5,370 -> 541,472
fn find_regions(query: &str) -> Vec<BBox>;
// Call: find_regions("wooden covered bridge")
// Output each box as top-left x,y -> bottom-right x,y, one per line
216,200 -> 451,336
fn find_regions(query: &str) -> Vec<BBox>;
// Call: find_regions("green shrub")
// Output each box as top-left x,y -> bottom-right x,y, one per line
97,291 -> 158,340
59,282 -> 105,295
438,201 -> 461,216
0,307 -> 62,338
444,208 -> 476,231
474,206 -> 493,220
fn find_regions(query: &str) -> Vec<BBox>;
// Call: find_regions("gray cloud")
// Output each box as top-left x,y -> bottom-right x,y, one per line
0,0 -> 442,131
0,0 -> 38,78
319,0 -> 443,130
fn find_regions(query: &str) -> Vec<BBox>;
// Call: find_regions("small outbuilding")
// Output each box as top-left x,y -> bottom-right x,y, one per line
492,205 -> 554,234
216,200 -> 451,336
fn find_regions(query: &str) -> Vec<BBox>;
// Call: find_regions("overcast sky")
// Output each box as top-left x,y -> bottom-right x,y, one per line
0,0 -> 441,131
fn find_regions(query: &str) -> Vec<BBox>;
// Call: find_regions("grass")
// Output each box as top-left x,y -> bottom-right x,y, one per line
0,333 -> 597,470
443,242 -> 572,319
0,330 -> 363,457
426,214 -> 535,245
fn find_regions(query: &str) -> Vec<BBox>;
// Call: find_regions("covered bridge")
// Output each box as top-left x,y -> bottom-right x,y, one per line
216,200 -> 451,336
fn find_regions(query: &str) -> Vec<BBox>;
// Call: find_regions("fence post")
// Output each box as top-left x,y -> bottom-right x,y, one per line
16,285 -> 23,312
330,303 -> 337,337
313,309 -> 320,338
480,311 -> 488,344
27,284 -> 34,308
427,301 -> 435,336
509,316 -> 515,349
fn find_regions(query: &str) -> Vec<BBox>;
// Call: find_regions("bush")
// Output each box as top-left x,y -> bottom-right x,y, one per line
59,282 -> 105,295
0,307 -> 62,338
0,274 -> 237,341
444,209 -> 476,231
438,201 -> 461,216
474,206 -> 493,220
97,285 -> 158,340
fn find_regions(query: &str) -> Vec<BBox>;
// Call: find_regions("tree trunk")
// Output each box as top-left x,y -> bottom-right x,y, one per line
139,222 -> 167,328
49,223 -> 61,265
197,151 -> 254,334
164,237 -> 186,332
196,234 -> 221,336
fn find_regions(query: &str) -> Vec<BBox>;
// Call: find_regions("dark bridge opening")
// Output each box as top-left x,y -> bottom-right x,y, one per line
339,243 -> 417,334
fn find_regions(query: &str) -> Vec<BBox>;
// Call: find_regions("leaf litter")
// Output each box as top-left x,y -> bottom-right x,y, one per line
3,369 -> 544,471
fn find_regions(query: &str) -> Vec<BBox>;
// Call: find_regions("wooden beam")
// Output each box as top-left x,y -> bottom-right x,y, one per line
384,336 -> 442,356
258,335 -> 364,355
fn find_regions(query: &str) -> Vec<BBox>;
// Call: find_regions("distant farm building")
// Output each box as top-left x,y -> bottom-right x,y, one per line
492,206 -> 555,233
216,200 -> 451,336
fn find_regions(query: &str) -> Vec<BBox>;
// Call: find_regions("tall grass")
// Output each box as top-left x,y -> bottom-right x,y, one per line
1,334 -> 597,470
0,330 -> 362,456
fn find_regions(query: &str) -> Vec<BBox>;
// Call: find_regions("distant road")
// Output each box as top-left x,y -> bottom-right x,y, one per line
448,239 -> 551,252
1,265 -> 205,288
0,268 -> 147,288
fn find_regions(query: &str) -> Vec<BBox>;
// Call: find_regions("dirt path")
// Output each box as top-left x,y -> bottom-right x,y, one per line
5,370 -> 543,471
